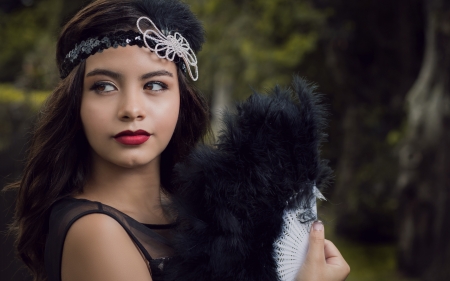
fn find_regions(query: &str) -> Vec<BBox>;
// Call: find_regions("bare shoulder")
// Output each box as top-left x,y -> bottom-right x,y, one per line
61,213 -> 152,281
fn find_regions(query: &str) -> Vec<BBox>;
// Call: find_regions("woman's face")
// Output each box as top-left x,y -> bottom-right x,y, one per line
81,45 -> 180,169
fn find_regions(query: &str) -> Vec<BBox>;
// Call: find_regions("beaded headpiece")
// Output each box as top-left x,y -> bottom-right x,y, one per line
60,16 -> 199,81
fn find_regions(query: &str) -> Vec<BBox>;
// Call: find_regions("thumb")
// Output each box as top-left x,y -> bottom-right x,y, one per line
305,220 -> 325,264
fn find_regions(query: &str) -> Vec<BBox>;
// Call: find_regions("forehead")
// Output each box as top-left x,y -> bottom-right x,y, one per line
84,45 -> 178,77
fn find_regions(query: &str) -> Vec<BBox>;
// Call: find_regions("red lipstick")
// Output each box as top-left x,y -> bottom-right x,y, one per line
114,130 -> 150,145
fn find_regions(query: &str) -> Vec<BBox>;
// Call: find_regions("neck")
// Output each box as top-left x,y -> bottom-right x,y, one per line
76,152 -> 170,224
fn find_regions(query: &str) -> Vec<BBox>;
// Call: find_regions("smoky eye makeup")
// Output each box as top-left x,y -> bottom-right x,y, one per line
89,81 -> 117,94
144,81 -> 168,92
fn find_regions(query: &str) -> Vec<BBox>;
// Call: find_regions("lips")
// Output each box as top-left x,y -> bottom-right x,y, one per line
114,130 -> 151,145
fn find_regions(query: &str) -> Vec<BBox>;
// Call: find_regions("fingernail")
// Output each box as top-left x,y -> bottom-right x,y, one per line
313,220 -> 324,231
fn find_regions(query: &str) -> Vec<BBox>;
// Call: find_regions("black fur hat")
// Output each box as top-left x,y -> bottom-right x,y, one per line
165,76 -> 332,281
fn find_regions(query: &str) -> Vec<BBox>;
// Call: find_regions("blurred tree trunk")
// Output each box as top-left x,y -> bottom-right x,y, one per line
210,72 -> 232,138
318,0 -> 424,242
397,0 -> 450,279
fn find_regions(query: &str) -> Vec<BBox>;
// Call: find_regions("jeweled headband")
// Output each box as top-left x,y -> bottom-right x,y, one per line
59,17 -> 199,81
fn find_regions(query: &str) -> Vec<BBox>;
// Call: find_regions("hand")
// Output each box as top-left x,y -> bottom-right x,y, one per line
296,221 -> 350,281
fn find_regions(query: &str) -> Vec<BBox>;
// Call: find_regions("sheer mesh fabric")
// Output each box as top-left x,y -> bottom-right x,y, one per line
44,197 -> 175,281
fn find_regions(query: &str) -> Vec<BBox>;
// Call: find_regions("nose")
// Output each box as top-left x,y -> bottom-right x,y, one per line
117,90 -> 146,121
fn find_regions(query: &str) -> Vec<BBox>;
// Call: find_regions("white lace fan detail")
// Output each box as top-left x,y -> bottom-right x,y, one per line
273,186 -> 326,281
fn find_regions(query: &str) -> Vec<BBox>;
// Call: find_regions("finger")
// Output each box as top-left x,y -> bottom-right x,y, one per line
304,220 -> 325,264
323,239 -> 345,266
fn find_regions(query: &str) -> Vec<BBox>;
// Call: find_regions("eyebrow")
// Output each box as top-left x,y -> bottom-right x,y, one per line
141,70 -> 173,80
86,69 -> 121,79
85,69 -> 174,80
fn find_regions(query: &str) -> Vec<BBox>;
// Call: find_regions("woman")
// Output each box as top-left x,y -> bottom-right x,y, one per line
10,0 -> 349,280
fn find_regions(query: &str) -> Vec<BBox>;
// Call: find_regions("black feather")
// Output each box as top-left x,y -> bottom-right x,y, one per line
165,76 -> 332,281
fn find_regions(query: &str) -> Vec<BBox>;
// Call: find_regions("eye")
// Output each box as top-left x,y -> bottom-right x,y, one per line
90,82 -> 117,94
144,81 -> 167,92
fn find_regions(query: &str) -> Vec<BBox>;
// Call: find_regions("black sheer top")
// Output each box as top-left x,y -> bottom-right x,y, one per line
44,197 -> 175,281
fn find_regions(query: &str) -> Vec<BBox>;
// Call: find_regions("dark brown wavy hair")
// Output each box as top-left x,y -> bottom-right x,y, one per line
7,0 -> 209,280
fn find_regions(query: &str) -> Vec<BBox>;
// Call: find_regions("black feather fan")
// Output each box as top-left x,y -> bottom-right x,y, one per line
165,76 -> 332,281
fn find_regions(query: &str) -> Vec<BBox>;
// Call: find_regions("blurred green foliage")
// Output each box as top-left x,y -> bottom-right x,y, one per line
0,0 -> 61,88
187,0 -> 328,98
0,84 -> 49,151
0,83 -> 49,104
336,239 -> 417,281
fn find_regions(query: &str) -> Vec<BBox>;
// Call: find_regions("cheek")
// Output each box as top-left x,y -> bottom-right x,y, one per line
154,94 -> 180,136
81,100 -> 97,134
80,102 -> 92,131
80,97 -> 112,139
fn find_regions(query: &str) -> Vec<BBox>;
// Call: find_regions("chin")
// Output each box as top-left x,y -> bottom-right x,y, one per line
116,158 -> 155,169
92,149 -> 160,170
111,156 -> 158,169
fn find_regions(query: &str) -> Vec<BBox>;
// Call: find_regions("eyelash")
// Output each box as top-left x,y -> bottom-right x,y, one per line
144,81 -> 168,92
89,81 -> 168,94
90,82 -> 117,94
